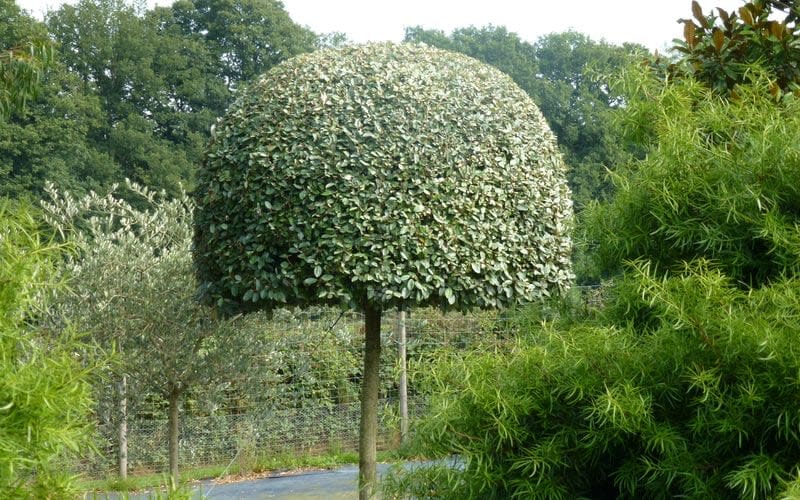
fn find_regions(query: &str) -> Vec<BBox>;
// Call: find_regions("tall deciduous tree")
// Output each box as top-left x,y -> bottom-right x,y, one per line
47,0 -> 196,196
0,1 -> 120,200
194,43 -> 574,497
43,0 -> 317,197
0,61 -> 116,200
169,0 -> 318,86
532,31 -> 646,207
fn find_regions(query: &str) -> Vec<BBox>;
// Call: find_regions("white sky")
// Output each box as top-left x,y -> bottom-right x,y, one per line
18,0 -> 746,52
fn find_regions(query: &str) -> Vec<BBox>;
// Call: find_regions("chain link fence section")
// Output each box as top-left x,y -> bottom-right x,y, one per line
79,288 -> 601,477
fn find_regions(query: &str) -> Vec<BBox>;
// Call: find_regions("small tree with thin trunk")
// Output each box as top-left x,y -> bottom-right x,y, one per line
194,42 -> 573,498
43,181 -> 258,482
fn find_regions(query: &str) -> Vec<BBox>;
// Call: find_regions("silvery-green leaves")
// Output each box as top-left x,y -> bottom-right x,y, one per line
195,43 -> 574,313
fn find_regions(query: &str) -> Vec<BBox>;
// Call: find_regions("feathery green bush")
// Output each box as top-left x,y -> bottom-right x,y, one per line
386,262 -> 800,499
0,202 -> 98,497
587,72 -> 800,287
386,51 -> 800,499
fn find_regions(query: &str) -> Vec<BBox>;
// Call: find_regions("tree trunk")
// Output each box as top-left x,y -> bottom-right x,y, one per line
167,387 -> 180,482
118,375 -> 128,480
359,303 -> 382,499
397,309 -> 408,442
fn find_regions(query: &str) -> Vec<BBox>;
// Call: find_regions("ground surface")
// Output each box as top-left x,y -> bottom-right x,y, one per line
198,463 -> 387,499
102,463 -> 401,499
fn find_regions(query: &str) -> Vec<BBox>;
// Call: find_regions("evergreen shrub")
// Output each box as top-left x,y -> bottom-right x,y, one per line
386,262 -> 800,499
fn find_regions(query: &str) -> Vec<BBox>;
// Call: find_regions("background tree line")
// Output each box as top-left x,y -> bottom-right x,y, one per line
1,0 -> 320,200
2,0 -> 641,211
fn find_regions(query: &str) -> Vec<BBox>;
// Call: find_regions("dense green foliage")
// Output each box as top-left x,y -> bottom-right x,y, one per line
385,263 -> 800,499
0,203 -> 98,497
0,40 -> 52,120
664,0 -> 800,94
387,4 -> 800,496
404,26 -> 646,208
587,72 -> 800,286
195,42 -> 573,313
4,0 -> 634,210
0,0 -> 53,120
1,0 -> 316,200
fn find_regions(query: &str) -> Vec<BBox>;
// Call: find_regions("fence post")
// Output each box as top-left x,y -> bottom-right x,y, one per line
397,309 -> 408,442
119,374 -> 128,480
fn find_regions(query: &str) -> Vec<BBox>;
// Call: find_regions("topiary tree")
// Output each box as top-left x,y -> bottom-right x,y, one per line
193,42 -> 573,498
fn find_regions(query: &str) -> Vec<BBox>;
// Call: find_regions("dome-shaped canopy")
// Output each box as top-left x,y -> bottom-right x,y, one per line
194,42 -> 573,312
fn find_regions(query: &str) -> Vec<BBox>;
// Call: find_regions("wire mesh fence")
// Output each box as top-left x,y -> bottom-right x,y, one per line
75,287 -> 601,477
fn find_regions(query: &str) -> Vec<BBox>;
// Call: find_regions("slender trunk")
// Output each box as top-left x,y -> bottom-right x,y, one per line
359,304 -> 382,499
118,375 -> 128,480
167,387 -> 180,482
397,309 -> 408,442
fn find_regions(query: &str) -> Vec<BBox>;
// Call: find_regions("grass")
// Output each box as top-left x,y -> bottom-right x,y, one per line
77,448 -> 398,495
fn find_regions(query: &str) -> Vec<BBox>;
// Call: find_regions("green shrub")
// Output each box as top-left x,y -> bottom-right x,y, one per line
586,72 -> 800,287
0,201 -> 100,497
387,36 -> 800,498
386,262 -> 800,499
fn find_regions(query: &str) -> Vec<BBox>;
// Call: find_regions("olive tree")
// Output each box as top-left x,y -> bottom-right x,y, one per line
42,181 -> 258,481
194,42 -> 573,497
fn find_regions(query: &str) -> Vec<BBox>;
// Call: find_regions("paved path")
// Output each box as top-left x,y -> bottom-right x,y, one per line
94,460 -> 456,499
99,463 -> 399,499
197,463 -> 386,499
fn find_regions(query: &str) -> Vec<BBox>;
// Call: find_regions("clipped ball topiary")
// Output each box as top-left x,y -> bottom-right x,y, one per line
193,42 -> 573,497
195,42 -> 573,313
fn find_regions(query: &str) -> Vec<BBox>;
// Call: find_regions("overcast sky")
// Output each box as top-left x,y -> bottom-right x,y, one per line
18,0 -> 746,51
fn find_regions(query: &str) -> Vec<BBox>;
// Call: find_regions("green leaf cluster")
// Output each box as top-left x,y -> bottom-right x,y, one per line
586,70 -> 800,286
0,1 -> 53,120
195,43 -> 574,314
661,0 -> 800,95
387,262 -> 800,499
404,27 -> 647,211
0,202 -> 99,497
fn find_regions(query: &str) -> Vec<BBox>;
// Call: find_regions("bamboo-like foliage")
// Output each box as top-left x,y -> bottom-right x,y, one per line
386,262 -> 800,499
386,45 -> 800,499
587,70 -> 800,287
0,202 -> 98,497
0,41 -> 54,120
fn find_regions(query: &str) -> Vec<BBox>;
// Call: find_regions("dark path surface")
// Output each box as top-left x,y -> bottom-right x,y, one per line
94,460 -> 456,499
197,463 -> 386,499
102,463 -> 400,499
